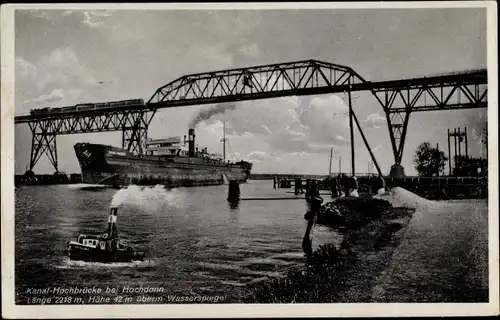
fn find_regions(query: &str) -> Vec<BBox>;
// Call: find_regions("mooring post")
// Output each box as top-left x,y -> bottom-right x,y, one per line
273,176 -> 277,189
331,176 -> 339,198
227,180 -> 240,203
295,178 -> 301,195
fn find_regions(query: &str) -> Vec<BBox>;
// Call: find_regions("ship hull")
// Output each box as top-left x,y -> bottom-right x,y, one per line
74,143 -> 252,187
68,243 -> 144,263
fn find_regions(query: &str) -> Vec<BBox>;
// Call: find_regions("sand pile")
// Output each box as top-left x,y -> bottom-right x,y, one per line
375,187 -> 433,209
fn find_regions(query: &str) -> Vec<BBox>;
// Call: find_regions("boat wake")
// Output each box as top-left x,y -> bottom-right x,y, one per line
67,183 -> 111,191
56,256 -> 157,269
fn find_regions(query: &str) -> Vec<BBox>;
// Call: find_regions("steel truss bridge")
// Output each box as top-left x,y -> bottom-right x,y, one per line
14,59 -> 487,176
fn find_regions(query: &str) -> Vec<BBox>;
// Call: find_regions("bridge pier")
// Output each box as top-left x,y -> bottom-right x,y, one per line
121,110 -> 155,154
389,164 -> 406,178
28,121 -> 58,172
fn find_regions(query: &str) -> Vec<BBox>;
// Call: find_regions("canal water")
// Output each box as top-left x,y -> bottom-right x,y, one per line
15,180 -> 343,303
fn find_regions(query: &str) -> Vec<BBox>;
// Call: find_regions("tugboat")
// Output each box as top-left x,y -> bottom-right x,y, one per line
67,207 -> 145,263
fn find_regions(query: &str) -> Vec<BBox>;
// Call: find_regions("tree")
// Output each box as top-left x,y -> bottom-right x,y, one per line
480,120 -> 488,149
452,155 -> 487,177
413,142 -> 448,177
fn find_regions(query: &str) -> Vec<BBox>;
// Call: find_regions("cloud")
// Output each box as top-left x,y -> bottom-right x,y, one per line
15,57 -> 38,78
38,47 -> 98,90
239,43 -> 260,58
31,11 -> 53,23
245,151 -> 282,163
298,95 -> 350,145
23,89 -> 64,106
182,43 -> 234,74
363,113 -> 386,129
22,88 -> 86,109
82,11 -> 114,28
190,93 -> 352,162
16,47 -> 102,114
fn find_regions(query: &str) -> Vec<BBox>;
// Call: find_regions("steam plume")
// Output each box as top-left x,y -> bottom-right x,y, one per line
110,185 -> 185,209
189,103 -> 236,129
111,187 -> 129,207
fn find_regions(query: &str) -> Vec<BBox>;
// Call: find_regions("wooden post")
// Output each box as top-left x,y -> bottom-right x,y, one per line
331,177 -> 338,198
227,180 -> 240,203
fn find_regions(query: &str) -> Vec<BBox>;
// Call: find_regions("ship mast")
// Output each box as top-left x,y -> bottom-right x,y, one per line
221,121 -> 227,162
329,147 -> 333,175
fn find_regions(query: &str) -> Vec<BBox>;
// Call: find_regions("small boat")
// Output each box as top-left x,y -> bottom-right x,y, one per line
67,207 -> 145,263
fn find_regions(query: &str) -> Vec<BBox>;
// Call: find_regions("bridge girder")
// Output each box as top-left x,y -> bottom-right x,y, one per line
148,59 -> 367,105
26,109 -> 156,171
14,58 -> 487,175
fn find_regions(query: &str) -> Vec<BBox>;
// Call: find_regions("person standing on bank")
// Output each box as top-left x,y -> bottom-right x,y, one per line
302,195 -> 323,258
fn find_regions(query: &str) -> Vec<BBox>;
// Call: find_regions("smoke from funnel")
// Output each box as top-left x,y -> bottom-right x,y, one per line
189,103 -> 236,129
111,187 -> 128,207
110,185 -> 186,210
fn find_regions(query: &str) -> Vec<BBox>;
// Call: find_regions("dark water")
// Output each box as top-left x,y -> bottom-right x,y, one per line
15,180 -> 342,304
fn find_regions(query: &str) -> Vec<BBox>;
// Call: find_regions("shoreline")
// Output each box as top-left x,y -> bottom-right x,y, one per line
243,197 -> 415,303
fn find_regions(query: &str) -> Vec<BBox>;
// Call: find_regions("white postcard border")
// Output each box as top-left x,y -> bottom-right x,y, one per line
2,2 -> 498,318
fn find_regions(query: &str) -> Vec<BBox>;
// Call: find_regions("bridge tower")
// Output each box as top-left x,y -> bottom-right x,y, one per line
370,73 -> 487,177
28,121 -> 59,172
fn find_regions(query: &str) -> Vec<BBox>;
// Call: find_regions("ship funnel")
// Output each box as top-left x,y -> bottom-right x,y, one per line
188,129 -> 195,157
107,207 -> 118,240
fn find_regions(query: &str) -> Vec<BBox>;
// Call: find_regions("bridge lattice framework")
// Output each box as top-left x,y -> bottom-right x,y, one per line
14,59 -> 487,175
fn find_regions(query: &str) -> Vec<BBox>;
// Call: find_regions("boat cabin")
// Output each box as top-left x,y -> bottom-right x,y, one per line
145,137 -> 189,156
145,136 -> 223,161
76,234 -> 107,249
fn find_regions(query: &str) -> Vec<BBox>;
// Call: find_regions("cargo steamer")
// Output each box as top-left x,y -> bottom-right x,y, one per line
74,128 -> 252,188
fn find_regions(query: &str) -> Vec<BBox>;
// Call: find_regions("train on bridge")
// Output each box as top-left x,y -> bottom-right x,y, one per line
29,99 -> 145,116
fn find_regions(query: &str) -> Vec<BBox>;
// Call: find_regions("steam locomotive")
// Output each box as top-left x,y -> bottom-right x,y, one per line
29,99 -> 145,116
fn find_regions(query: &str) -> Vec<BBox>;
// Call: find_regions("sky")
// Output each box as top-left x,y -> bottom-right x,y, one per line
14,7 -> 488,175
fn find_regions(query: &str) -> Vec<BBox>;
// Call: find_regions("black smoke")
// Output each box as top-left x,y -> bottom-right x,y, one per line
189,103 -> 236,129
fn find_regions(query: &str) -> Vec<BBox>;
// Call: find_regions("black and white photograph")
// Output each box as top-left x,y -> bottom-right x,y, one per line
1,2 -> 498,318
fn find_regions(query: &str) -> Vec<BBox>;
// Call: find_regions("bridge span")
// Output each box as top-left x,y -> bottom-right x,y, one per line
14,59 -> 487,176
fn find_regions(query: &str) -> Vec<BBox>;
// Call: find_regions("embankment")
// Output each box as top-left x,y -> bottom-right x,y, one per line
243,190 -> 418,303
